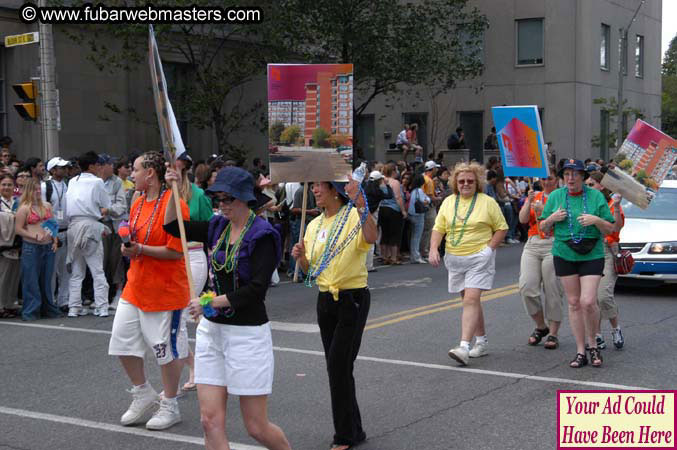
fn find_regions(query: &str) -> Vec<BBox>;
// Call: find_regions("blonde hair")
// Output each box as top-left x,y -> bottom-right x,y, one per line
450,162 -> 485,195
19,178 -> 47,217
179,169 -> 193,202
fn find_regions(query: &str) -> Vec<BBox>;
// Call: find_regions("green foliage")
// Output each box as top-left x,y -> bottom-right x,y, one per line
312,128 -> 330,148
663,35 -> 677,77
280,125 -> 301,145
269,122 -> 286,144
619,159 -> 634,172
273,0 -> 488,118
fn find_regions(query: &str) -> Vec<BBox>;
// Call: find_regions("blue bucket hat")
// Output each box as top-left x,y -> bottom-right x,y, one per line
329,182 -> 350,202
207,167 -> 257,207
558,159 -> 589,180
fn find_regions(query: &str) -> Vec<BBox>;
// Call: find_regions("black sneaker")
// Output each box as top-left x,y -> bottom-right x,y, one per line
595,334 -> 607,350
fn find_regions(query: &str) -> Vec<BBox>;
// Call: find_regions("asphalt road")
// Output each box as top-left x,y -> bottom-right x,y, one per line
1,243 -> 675,450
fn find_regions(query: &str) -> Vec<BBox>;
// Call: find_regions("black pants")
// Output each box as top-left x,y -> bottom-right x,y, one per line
317,288 -> 370,446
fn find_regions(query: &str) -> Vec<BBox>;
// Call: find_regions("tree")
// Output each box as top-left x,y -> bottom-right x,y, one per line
662,35 -> 677,137
274,0 -> 488,122
591,97 -> 644,150
57,0 -> 282,162
312,128 -> 330,148
280,125 -> 301,145
269,121 -> 286,144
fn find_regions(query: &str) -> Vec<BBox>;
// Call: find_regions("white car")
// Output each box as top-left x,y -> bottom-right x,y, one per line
619,179 -> 677,283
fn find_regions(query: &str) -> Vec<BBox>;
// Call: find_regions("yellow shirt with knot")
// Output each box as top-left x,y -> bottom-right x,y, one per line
433,192 -> 508,256
304,207 -> 371,300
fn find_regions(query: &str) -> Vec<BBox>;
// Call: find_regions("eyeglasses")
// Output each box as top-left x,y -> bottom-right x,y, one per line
458,179 -> 475,185
212,195 -> 235,205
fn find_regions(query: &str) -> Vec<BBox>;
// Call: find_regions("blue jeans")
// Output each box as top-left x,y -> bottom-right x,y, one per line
501,202 -> 517,240
408,214 -> 425,262
21,242 -> 60,320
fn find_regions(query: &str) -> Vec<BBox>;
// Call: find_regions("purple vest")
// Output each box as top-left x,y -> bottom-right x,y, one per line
208,215 -> 281,285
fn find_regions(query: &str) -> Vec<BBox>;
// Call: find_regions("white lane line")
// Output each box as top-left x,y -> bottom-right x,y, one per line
0,406 -> 264,450
269,321 -> 319,333
1,321 -> 652,391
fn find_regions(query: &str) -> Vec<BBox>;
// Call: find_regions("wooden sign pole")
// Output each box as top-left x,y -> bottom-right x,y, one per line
170,177 -> 196,300
293,183 -> 309,282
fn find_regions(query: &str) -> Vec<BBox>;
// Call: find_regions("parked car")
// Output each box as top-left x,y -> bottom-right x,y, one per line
618,180 -> 677,284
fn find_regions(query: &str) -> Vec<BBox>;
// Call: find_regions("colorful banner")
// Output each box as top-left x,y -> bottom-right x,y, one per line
148,25 -> 186,164
491,105 -> 548,178
617,119 -> 677,188
267,64 -> 353,150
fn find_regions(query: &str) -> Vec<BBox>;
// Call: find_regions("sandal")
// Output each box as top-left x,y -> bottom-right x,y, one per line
589,347 -> 603,367
528,327 -> 550,346
182,381 -> 197,391
569,353 -> 588,368
543,335 -> 559,349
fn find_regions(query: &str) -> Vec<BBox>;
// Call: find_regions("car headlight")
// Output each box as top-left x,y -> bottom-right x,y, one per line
649,241 -> 677,254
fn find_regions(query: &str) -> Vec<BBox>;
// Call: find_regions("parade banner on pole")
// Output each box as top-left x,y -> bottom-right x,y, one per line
149,25 -> 186,165
491,105 -> 549,178
148,25 -> 195,299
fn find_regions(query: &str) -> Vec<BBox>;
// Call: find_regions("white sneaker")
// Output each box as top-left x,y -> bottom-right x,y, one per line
469,341 -> 489,358
146,397 -> 181,430
121,384 -> 159,426
448,346 -> 469,366
67,307 -> 88,317
94,307 -> 109,317
507,238 -> 520,244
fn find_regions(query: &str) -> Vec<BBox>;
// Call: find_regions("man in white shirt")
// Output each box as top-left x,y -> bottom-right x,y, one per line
42,157 -> 71,310
66,151 -> 111,317
99,154 -> 128,306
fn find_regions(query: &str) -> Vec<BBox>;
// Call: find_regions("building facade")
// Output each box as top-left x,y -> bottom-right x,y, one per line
0,0 -> 663,166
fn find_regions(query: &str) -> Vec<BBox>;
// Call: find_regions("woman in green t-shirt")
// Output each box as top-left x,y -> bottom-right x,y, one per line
539,159 -> 615,369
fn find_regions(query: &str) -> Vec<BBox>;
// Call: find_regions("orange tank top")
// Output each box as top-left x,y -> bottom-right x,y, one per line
527,191 -> 551,239
605,200 -> 624,245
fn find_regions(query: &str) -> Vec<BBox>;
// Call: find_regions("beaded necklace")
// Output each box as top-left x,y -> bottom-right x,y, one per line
209,211 -> 256,318
565,187 -> 588,243
129,187 -> 166,253
448,192 -> 478,247
304,186 -> 370,287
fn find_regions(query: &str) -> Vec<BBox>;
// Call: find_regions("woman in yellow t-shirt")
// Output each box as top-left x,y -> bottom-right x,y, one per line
292,179 -> 378,450
429,162 -> 508,366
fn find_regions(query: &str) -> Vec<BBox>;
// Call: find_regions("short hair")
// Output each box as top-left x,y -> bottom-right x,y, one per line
24,157 -> 41,172
382,162 -> 397,178
486,156 -> 499,170
486,169 -> 497,181
0,172 -> 15,184
78,151 -> 99,172
114,157 -> 129,173
411,174 -> 425,190
450,162 -> 485,195
0,136 -> 12,147
456,127 -> 463,133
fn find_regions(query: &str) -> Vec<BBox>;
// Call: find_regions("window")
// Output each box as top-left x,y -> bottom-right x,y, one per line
600,24 -> 610,70
516,18 -> 544,65
635,34 -> 644,78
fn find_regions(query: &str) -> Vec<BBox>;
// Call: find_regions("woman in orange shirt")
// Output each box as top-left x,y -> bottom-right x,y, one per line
587,171 -> 625,350
108,151 -> 190,431
517,172 -> 564,349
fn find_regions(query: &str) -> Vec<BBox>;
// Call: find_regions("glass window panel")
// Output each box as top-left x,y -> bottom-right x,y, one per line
516,18 -> 544,65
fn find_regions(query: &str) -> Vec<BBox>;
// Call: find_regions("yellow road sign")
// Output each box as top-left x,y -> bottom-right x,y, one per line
4,32 -> 39,48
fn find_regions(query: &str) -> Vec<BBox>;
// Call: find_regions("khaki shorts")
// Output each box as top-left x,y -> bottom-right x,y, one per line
444,246 -> 496,293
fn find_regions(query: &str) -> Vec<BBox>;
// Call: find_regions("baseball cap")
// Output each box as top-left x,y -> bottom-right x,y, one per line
97,154 -> 116,165
369,170 -> 384,180
424,161 -> 440,171
46,157 -> 71,172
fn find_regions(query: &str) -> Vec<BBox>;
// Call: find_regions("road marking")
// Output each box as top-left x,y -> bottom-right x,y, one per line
273,347 -> 651,391
370,277 -> 433,291
0,322 -> 652,391
269,321 -> 319,333
366,283 -> 518,324
0,406 -> 264,450
365,287 -> 520,331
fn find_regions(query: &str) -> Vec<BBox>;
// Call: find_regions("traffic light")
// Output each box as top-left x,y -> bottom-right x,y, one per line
13,80 -> 38,121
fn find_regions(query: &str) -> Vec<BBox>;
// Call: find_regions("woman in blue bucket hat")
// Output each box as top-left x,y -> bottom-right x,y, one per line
163,166 -> 291,450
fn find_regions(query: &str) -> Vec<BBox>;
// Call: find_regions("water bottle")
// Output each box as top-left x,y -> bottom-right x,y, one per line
352,162 -> 368,183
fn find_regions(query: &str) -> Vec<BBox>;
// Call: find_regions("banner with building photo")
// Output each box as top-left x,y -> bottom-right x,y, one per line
267,64 -> 354,183
602,119 -> 677,209
491,105 -> 549,178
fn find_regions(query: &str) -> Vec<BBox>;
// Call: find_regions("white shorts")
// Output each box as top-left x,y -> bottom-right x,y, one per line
108,299 -> 188,365
194,319 -> 274,396
444,246 -> 496,293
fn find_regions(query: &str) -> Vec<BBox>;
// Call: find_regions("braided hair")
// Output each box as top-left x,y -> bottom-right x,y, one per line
141,151 -> 166,186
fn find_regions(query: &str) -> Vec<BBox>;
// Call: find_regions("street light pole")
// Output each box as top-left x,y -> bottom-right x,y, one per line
38,0 -> 59,160
615,0 -> 644,157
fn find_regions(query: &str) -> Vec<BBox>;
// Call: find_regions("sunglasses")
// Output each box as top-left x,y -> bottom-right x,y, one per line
458,179 -> 475,185
212,194 -> 235,206
586,182 -> 595,187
